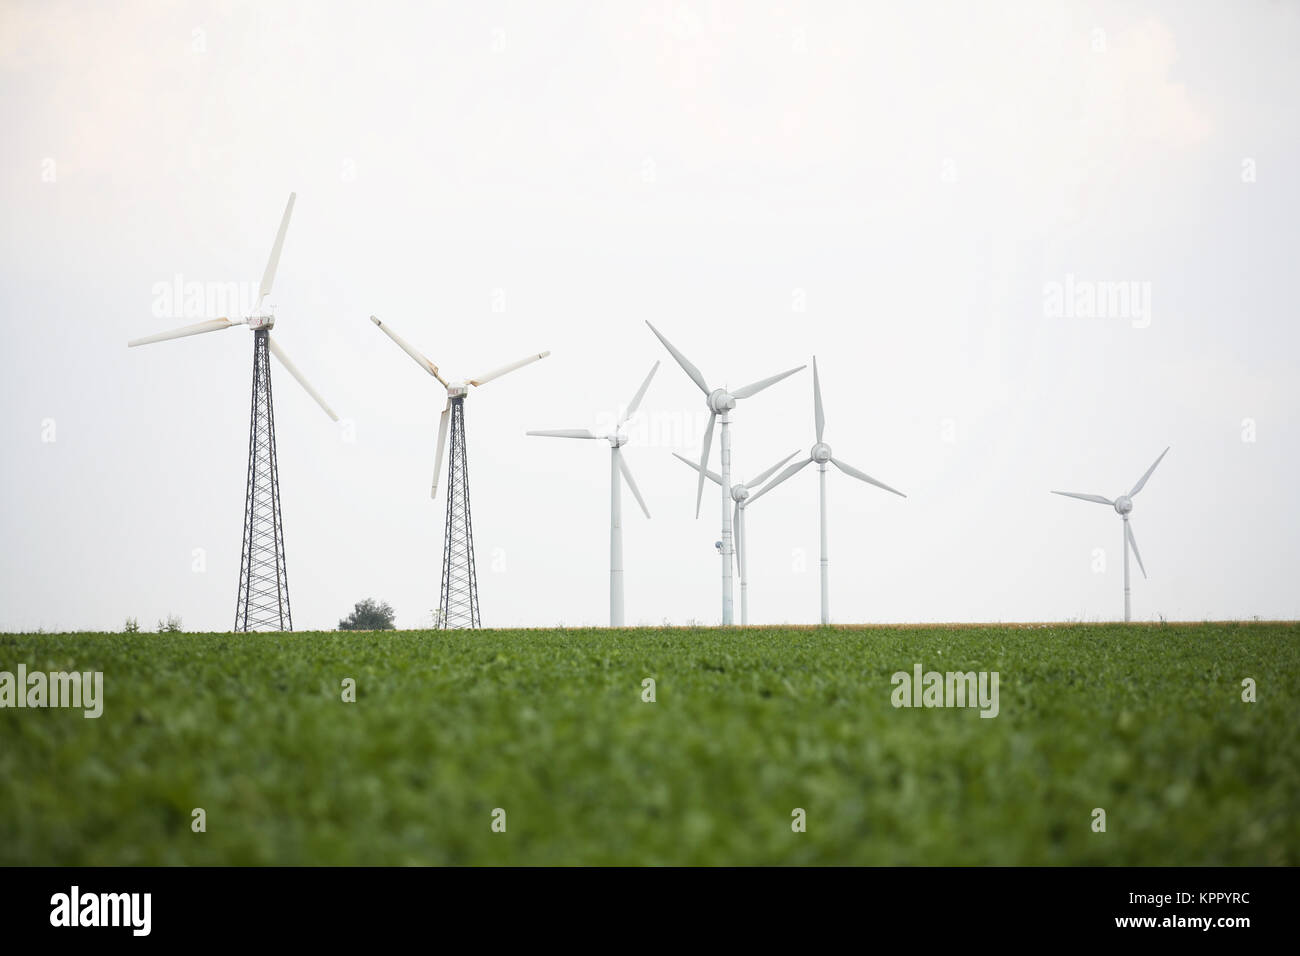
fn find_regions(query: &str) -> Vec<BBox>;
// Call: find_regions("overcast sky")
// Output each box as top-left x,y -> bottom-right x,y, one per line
2,0 -> 1297,631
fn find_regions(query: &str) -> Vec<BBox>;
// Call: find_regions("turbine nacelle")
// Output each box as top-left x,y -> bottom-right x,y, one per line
247,313 -> 275,331
446,382 -> 469,398
708,388 -> 736,413
1114,495 -> 1133,515
811,441 -> 832,463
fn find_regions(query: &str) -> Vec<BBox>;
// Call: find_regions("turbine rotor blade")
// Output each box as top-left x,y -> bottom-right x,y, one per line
746,456 -> 812,507
259,192 -> 296,302
469,351 -> 550,387
672,451 -> 722,486
619,360 -> 659,426
831,457 -> 906,497
645,321 -> 710,396
1130,446 -> 1170,497
127,317 -> 235,347
813,356 -> 825,443
526,428 -> 601,439
370,315 -> 447,385
1050,490 -> 1115,506
749,450 -> 800,489
731,364 -> 806,401
432,399 -> 450,499
618,453 -> 651,520
267,335 -> 338,421
1126,521 -> 1148,579
695,412 -> 717,519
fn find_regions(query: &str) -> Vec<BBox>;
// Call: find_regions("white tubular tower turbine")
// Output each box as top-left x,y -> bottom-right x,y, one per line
646,322 -> 804,626
1052,446 -> 1169,622
747,357 -> 906,625
527,362 -> 659,626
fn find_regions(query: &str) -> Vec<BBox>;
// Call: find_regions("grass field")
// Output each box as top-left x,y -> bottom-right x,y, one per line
1,623 -> 1296,865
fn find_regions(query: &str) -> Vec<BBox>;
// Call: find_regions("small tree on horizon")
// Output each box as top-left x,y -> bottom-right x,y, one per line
338,598 -> 396,631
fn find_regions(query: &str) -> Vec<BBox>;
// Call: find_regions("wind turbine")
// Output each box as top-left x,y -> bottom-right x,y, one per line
748,357 -> 905,625
674,450 -> 798,626
645,321 -> 804,625
526,362 -> 659,627
369,315 -> 549,629
127,192 -> 337,632
1052,446 -> 1169,622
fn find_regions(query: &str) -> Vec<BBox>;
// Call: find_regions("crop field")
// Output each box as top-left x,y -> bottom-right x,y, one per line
1,623 -> 1297,866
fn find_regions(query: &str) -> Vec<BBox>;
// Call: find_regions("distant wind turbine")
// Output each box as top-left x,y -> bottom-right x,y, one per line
1052,446 -> 1169,622
747,357 -> 906,625
646,322 -> 805,625
527,362 -> 659,627
370,314 -> 550,628
126,192 -> 337,632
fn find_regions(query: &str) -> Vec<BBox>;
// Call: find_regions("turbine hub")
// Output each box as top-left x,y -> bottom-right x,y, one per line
731,484 -> 748,502
1114,495 -> 1133,515
811,441 -> 832,463
708,388 -> 736,413
610,431 -> 628,448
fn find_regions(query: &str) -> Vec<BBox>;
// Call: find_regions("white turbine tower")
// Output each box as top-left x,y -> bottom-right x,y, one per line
526,362 -> 659,627
673,450 -> 798,626
646,321 -> 805,626
1052,446 -> 1169,623
748,357 -> 905,625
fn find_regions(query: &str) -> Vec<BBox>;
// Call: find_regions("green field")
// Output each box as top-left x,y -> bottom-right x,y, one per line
1,623 -> 1296,865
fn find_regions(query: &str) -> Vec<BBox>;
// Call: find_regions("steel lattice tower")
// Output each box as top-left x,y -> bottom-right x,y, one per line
438,396 -> 481,629
128,193 -> 337,634
234,329 -> 293,631
368,313 -> 549,629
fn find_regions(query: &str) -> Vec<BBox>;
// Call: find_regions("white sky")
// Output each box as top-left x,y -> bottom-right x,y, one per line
1,0 -> 1297,630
